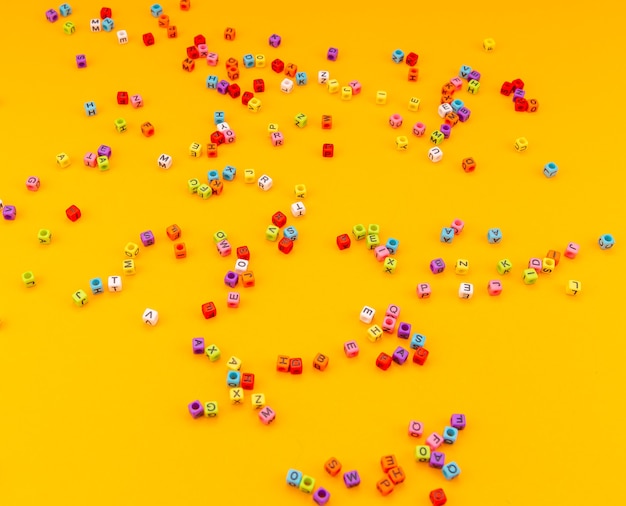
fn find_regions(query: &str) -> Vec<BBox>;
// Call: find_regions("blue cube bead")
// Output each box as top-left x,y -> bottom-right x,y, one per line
599,234 -> 615,249
84,101 -> 96,116
459,65 -> 472,79
227,370 -> 241,387
102,17 -> 114,31
392,49 -> 404,63
150,4 -> 163,17
207,170 -> 220,182
89,277 -> 104,295
286,469 -> 303,487
443,426 -> 458,444
295,72 -> 307,86
440,227 -> 454,243
59,3 -> 72,16
214,111 -> 225,124
222,165 -> 236,181
206,75 -> 218,89
386,238 -> 399,254
243,54 -> 255,68
451,99 -> 464,112
543,162 -> 558,178
410,333 -> 426,349
487,228 -> 502,244
284,226 -> 298,241
442,462 -> 461,480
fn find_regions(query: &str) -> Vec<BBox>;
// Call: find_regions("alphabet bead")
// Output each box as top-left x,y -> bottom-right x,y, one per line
413,122 -> 426,136
344,340 -> 359,357
488,279 -> 504,294
367,325 -> 383,342
487,228 -> 502,243
430,258 -> 445,274
108,276 -> 122,292
514,137 -> 529,152
428,147 -> 443,162
543,162 -> 558,178
458,283 -> 473,299
205,344 -> 220,361
22,271 -> 35,287
66,205 -> 81,222
192,338 -> 204,354
440,227 -> 454,243
204,401 -> 218,417
415,445 -> 431,462
327,47 -> 338,60
416,283 -> 431,298
389,114 -> 403,128
462,157 -> 476,173
392,49 -> 404,63
343,471 -> 361,488
142,308 -> 158,325
496,258 -> 512,274
408,97 -> 421,111
522,269 -> 539,285
430,453 -> 445,469
396,136 -> 408,150
376,352 -> 392,370
298,474 -> 314,493
442,462 -> 461,480
269,34 -> 281,47
566,280 -> 581,295
565,242 -> 580,259
598,234 -> 615,249
188,401 -> 203,418
455,259 -> 469,275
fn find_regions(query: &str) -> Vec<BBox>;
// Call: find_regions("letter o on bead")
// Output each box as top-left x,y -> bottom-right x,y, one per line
389,114 -> 403,128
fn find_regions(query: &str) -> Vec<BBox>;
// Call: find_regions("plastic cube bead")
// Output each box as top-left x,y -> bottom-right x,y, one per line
142,308 -> 158,325
203,401 -> 218,418
299,475 -> 315,493
318,70 -> 329,84
327,79 -> 340,93
227,371 -> 241,387
37,229 -> 52,244
360,305 -> 375,323
459,65 -> 471,79
413,122 -> 426,136
406,51 -> 418,65
440,227 -> 454,243
122,259 -> 136,275
487,228 -> 502,244
295,72 -> 307,86
290,202 -> 305,217
454,259 -> 469,275
565,242 -> 580,259
290,358 -> 303,374
241,272 -> 255,287
252,393 -> 265,409
410,333 -> 426,349
457,107 -> 471,122
280,78 -> 294,93
382,316 -> 396,333
377,478 -> 394,496
488,279 -> 504,294
66,205 -> 81,222
376,91 -> 387,104
343,471 -> 361,488
278,237 -> 294,254
392,346 -> 409,365
396,136 -> 408,150
388,467 -> 406,484
415,445 -> 431,462
230,388 -> 244,405
542,258 -> 556,273
167,25 -> 177,38
344,340 -> 359,357
383,257 -> 397,274
367,325 -> 383,343
451,414 -> 466,430
443,426 -> 458,444
108,276 -> 122,292
269,34 -> 281,47
205,344 -> 221,362
188,401 -> 203,418
397,322 -> 411,338
413,348 -> 429,365
458,283 -> 474,299
392,49 -> 404,63
241,373 -> 254,389
84,101 -> 97,116
46,9 -> 59,22
514,137 -> 529,152
442,462 -> 461,480
430,258 -> 445,274
277,355 -> 290,372
270,132 -> 284,147
201,302 -> 217,319
389,114 -> 403,128
599,234 -> 615,249
408,97 -> 421,111
192,338 -> 205,354
287,469 -> 303,488
22,271 -> 35,287
349,80 -> 362,94
430,452 -> 445,469
543,162 -> 558,178
462,157 -> 476,173
63,21 -> 76,34
313,353 -> 329,371
416,283 -> 431,298
226,356 -> 242,371
224,27 -> 236,40
376,352 -> 393,370
566,280 -> 582,295
428,147 -> 443,162
496,259 -> 512,275
224,271 -> 239,288
409,420 -> 424,437
430,489 -> 447,506
341,86 -> 352,100
89,278 -> 103,295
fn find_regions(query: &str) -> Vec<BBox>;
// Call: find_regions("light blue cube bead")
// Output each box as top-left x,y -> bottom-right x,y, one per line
392,49 -> 404,63
543,162 -> 558,178
440,227 -> 454,243
443,426 -> 458,444
487,228 -> 502,244
295,72 -> 307,86
89,277 -> 104,295
442,462 -> 461,480
286,469 -> 303,488
214,111 -> 225,124
223,165 -> 236,181
59,3 -> 72,16
227,370 -> 241,387
410,333 -> 426,349
242,54 -> 255,68
284,226 -> 298,241
150,4 -> 163,16
102,17 -> 114,31
206,75 -> 218,89
598,234 -> 615,249
451,99 -> 464,112
386,238 -> 399,255
459,65 -> 472,79
84,101 -> 96,116
207,170 -> 219,182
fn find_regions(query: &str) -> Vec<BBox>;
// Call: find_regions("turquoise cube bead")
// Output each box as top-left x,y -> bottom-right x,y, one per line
442,462 -> 461,480
392,49 -> 404,63
386,238 -> 399,255
410,333 -> 426,349
598,234 -> 615,249
207,170 -> 219,181
295,72 -> 307,85
443,426 -> 458,444
206,75 -> 218,89
214,111 -> 225,124
227,370 -> 241,387
102,17 -> 114,31
459,65 -> 472,79
284,226 -> 298,241
487,228 -> 502,244
543,162 -> 558,178
89,277 -> 104,295
286,469 -> 303,488
59,3 -> 72,16
222,165 -> 236,181
451,99 -> 464,112
150,4 -> 163,16
440,227 -> 454,243
243,54 -> 255,68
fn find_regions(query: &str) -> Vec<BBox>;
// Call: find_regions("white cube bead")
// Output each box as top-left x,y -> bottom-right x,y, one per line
90,19 -> 101,32
116,30 -> 128,44
257,174 -> 272,191
108,275 -> 122,292
438,103 -> 453,118
428,147 -> 443,163
318,70 -> 329,84
157,153 -> 172,169
142,308 -> 159,325
280,78 -> 294,93
360,305 -> 376,324
290,202 -> 306,217
458,283 -> 474,299
217,122 -> 230,132
234,259 -> 249,274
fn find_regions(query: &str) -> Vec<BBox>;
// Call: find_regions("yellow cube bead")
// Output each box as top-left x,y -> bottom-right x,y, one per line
188,177 -> 200,193
483,38 -> 496,51
22,271 -> 35,287
266,225 -> 279,241
299,475 -> 315,494
255,54 -> 266,67
327,79 -> 340,93
496,258 -> 513,274
522,268 -> 539,285
227,356 -> 242,371
123,259 -> 136,275
229,387 -> 244,405
244,169 -> 256,183
566,280 -> 581,295
294,184 -> 307,198
56,152 -> 71,168
198,184 -> 212,199
268,123 -> 279,136
204,401 -> 219,417
38,229 -> 52,244
189,142 -> 202,157
455,259 -> 469,275
252,393 -> 266,409
366,234 -> 380,249
383,257 -> 397,274
124,242 -> 139,257
341,86 -> 352,100
376,91 -> 388,104
415,445 -> 431,462
542,258 -> 555,273
396,136 -> 408,150
63,21 -> 76,35
408,97 -> 421,111
97,156 -> 109,171
72,289 -> 88,306
247,98 -> 261,112
295,113 -> 307,128
514,137 -> 529,152
468,79 -> 480,94
367,324 -> 383,342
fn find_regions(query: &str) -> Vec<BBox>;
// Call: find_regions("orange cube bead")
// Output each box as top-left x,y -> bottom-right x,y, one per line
174,242 -> 187,258
209,180 -> 223,195
241,271 -> 255,287
324,457 -> 342,476
313,353 -> 329,371
381,455 -> 398,473
285,63 -> 297,77
224,27 -> 236,40
408,68 -> 418,82
227,66 -> 239,80
376,478 -> 395,496
167,26 -> 177,38
441,94 -> 453,104
388,466 -> 406,484
277,355 -> 290,372
442,82 -> 455,95
166,224 -> 181,240
322,115 -> 332,129
180,0 -> 190,9
546,250 -> 561,266
206,143 -> 218,158
141,121 -> 155,137
226,57 -> 238,68
444,112 -> 459,127
462,157 -> 476,173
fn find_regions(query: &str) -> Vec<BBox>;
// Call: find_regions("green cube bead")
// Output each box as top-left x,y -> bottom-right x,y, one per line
97,156 -> 109,171
22,271 -> 36,287
38,229 -> 52,244
295,113 -> 307,128
430,130 -> 444,145
63,21 -> 75,34
299,475 -> 315,494
496,259 -> 513,275
114,118 -> 127,133
197,184 -> 212,199
205,344 -> 221,361
204,401 -> 219,417
366,234 -> 380,249
468,79 -> 480,94
266,225 -> 279,241
522,268 -> 539,285
352,224 -> 366,240
72,289 -> 88,306
188,178 -> 200,194
213,230 -> 227,243
368,224 -> 380,235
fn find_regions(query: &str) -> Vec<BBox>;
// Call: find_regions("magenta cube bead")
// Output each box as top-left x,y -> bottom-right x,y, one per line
457,107 -> 471,122
327,47 -> 338,61
140,230 -> 155,246
451,413 -> 466,430
97,144 -> 112,158
412,122 -> 426,136
468,70 -> 481,81
313,487 -> 331,505
3,205 -> 16,220
430,258 -> 445,274
224,271 -> 239,288
269,34 -> 281,47
188,400 -> 203,418
416,282 -> 431,298
258,406 -> 276,424
343,470 -> 361,488
344,340 -> 359,357
397,322 -> 411,338
565,242 -> 580,259
429,451 -> 446,469
451,218 -> 465,234
46,9 -> 59,22
84,152 -> 97,167
217,80 -> 230,94
408,420 -> 423,437
440,124 -> 451,139
192,337 -> 205,354
348,80 -> 361,95
487,280 -> 502,296
389,113 -> 403,128
76,54 -> 87,68
392,346 -> 409,365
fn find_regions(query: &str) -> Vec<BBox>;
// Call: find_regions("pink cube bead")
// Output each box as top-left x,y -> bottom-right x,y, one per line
450,77 -> 463,90
84,152 -> 97,167
487,280 -> 502,296
412,122 -> 426,136
416,283 -> 431,298
344,340 -> 359,357
197,43 -> 208,57
206,52 -> 219,66
408,420 -> 423,437
349,80 -> 361,95
217,239 -> 232,256
382,316 -> 396,333
564,242 -> 580,259
26,176 -> 40,191
451,218 -> 465,235
258,406 -> 276,425
188,400 -> 203,418
426,432 -> 444,451
386,304 -> 401,318
374,245 -> 390,261
223,129 -> 236,144
389,113 -> 403,128
227,291 -> 240,308
397,322 -> 411,338
271,132 -> 284,147
528,258 -> 542,273
224,271 -> 239,288
130,94 -> 143,108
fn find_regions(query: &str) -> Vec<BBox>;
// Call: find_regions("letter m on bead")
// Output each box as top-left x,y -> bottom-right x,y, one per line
158,154 -> 171,168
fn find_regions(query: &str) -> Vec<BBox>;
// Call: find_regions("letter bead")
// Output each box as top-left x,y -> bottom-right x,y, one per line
462,157 -> 476,173
392,49 -> 404,63
543,162 -> 558,178
409,420 -> 424,437
413,122 -> 426,136
271,132 -> 284,147
142,308 -> 158,325
230,388 -> 244,405
487,228 -> 502,244
392,346 -> 409,365
430,258 -> 445,274
441,227 -> 454,243
192,337 -> 205,354
299,475 -> 315,493
201,302 -> 217,319
37,229 -> 52,245
349,80 -> 361,94
290,358 -> 303,374
269,34 -> 281,47
496,258 -> 513,274
367,325 -> 383,343
598,234 -> 615,249
415,445 -> 431,462
22,271 -> 35,287
66,205 -> 81,222
377,478 -> 394,496
443,426 -> 458,444
376,91 -> 387,104
408,97 -> 421,111
205,344 -> 221,361
327,47 -> 338,60
565,242 -> 580,259
322,144 -> 334,157
488,279 -> 504,294
442,462 -> 461,480
360,305 -> 375,323
291,202 -> 305,217
343,340 -> 359,357
188,401 -> 203,418
458,283 -> 474,299
343,470 -> 361,488
428,147 -> 443,162
258,174 -> 273,190
416,283 -> 431,298
514,137 -> 529,152
287,469 -> 303,487
455,259 -> 469,275
108,276 -> 122,292
389,114 -> 403,128
376,352 -> 392,370
566,280 -> 581,295
313,353 -> 329,371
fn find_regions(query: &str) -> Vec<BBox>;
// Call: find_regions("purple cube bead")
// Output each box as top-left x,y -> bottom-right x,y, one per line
76,54 -> 87,68
269,34 -> 281,47
392,346 -> 409,365
513,89 -> 526,102
468,70 -> 481,82
46,9 -> 59,22
97,144 -> 112,158
140,230 -> 155,246
451,413 -> 466,430
397,322 -> 411,338
457,107 -> 471,122
429,451 -> 445,469
343,470 -> 361,488
188,400 -> 204,418
217,80 -> 230,95
430,258 -> 446,274
313,487 -> 331,505
327,47 -> 338,61
192,337 -> 205,354
3,205 -> 16,220
440,124 -> 451,139
224,271 -> 239,288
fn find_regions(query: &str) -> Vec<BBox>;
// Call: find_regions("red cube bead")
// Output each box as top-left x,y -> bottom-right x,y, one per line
201,301 -> 217,319
241,373 -> 255,390
180,0 -> 190,9
500,81 -> 514,96
236,246 -> 250,260
271,59 -> 285,73
186,45 -> 199,59
289,358 -> 303,374
117,91 -> 129,104
278,237 -> 294,254
336,234 -> 351,250
253,79 -> 265,92
376,352 -> 393,370
66,205 -> 81,222
511,78 -> 525,91
194,34 -> 206,46
227,83 -> 241,99
210,131 -> 225,145
514,98 -> 529,112
272,211 -> 287,228
430,488 -> 447,506
100,7 -> 112,19
413,348 -> 429,365
241,91 -> 254,105
406,52 -> 419,66
322,144 -> 334,157
143,33 -> 155,46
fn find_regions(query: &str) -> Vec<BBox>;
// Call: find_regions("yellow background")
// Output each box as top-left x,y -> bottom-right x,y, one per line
1,2 -> 625,505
